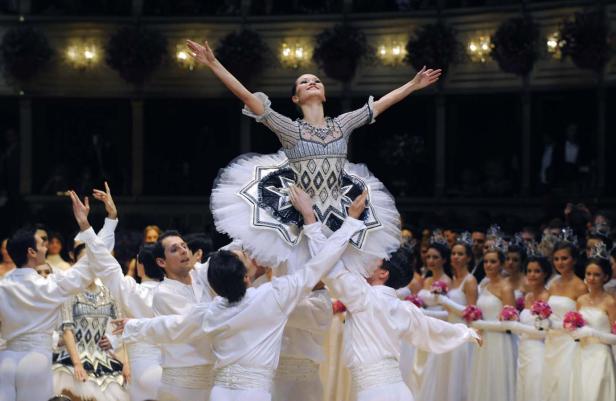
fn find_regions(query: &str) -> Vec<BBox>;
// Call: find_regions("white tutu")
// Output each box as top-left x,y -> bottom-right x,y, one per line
53,368 -> 128,401
211,151 -> 400,275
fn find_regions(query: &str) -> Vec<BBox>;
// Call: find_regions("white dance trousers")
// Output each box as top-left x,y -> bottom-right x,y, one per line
355,382 -> 414,401
272,357 -> 323,401
126,343 -> 162,401
0,350 -> 52,401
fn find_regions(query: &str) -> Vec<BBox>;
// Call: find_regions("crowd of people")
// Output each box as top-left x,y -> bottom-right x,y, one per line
2,36 -> 616,401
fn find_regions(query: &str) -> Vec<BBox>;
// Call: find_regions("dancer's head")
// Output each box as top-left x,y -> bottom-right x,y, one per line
185,233 -> 214,264
426,242 -> 450,275
585,234 -> 612,259
152,230 -> 193,279
368,246 -> 414,289
483,249 -> 505,279
35,263 -> 52,278
584,258 -> 612,289
7,227 -> 47,268
451,242 -> 473,272
144,225 -> 162,244
291,74 -> 326,107
138,244 -> 164,281
47,232 -> 65,257
524,256 -> 552,288
505,245 -> 526,277
551,241 -> 577,275
207,250 -> 251,303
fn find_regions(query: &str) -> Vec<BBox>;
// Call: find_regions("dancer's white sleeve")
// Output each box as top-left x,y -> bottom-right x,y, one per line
421,309 -> 449,320
400,302 -> 479,353
272,217 -> 365,316
285,290 -> 332,335
396,287 -> 412,299
79,225 -> 155,318
97,217 -> 118,251
570,327 -> 616,344
506,321 -> 546,339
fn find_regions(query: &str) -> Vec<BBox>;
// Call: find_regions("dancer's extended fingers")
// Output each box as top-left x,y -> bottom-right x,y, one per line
104,181 -> 111,195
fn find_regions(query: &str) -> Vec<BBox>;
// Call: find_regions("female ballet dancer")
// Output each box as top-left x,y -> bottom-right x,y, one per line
185,39 -> 441,275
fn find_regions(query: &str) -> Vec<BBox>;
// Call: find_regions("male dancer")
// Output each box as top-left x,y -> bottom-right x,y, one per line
112,187 -> 368,401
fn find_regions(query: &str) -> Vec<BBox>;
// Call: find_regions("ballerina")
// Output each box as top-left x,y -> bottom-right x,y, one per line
185,39 -> 440,275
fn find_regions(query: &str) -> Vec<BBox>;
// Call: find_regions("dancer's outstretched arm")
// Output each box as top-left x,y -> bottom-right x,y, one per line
372,66 -> 441,118
187,40 -> 264,116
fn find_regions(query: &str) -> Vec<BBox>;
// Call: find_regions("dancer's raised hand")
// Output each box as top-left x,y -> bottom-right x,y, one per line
92,181 -> 117,220
348,190 -> 368,220
69,190 -> 91,231
410,66 -> 442,90
186,40 -> 217,67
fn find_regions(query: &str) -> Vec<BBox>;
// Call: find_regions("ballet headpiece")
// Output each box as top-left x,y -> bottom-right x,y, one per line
558,227 -> 578,246
509,233 -> 525,249
589,222 -> 610,237
457,231 -> 473,247
524,240 -> 541,258
487,224 -> 504,239
486,236 -> 508,255
589,242 -> 609,260
429,229 -> 449,247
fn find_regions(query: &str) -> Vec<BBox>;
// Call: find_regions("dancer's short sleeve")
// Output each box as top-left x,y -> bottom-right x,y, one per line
335,96 -> 375,139
242,92 -> 300,149
60,299 -> 75,331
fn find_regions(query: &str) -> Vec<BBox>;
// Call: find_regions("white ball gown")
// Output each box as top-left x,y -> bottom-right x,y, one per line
516,309 -> 545,401
427,275 -> 473,401
568,306 -> 616,401
543,295 -> 577,401
211,93 -> 400,274
468,286 -> 516,401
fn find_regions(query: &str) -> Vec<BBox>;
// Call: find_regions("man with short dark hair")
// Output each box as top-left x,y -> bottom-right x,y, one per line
0,191 -> 117,401
113,187 -> 368,401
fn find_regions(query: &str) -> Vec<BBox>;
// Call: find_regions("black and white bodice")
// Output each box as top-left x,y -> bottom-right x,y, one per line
240,93 -> 384,249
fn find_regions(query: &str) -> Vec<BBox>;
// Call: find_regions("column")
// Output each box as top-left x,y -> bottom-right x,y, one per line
131,99 -> 144,196
18,98 -> 32,195
435,92 -> 446,196
521,75 -> 531,196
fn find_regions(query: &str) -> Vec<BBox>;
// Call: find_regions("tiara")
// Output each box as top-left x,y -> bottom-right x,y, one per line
524,240 -> 541,258
429,229 -> 449,247
487,224 -> 503,239
589,242 -> 609,260
558,227 -> 579,246
457,231 -> 473,247
486,236 -> 508,254
590,222 -> 610,237
509,233 -> 525,249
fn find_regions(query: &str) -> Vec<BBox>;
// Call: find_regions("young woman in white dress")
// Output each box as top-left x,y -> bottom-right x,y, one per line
568,256 -> 616,401
468,245 -> 516,401
543,242 -> 587,401
514,256 -> 551,401
435,236 -> 478,401
410,241 -> 451,397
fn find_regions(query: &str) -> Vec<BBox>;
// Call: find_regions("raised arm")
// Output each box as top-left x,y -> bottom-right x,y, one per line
187,40 -> 264,116
372,66 -> 441,118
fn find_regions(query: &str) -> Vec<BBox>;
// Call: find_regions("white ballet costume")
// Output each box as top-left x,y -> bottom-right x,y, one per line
468,287 -> 516,401
543,295 -> 577,401
568,307 -> 616,401
516,309 -> 545,401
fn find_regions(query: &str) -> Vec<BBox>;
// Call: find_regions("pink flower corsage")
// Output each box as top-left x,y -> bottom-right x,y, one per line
405,294 -> 425,308
462,305 -> 483,323
431,280 -> 449,295
332,300 -> 347,315
612,322 -> 616,335
563,311 -> 585,331
499,305 -> 520,322
530,300 -> 552,320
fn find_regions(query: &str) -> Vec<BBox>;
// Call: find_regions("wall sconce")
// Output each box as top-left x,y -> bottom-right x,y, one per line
280,41 -> 311,69
377,41 -> 406,66
467,35 -> 492,63
546,32 -> 565,59
65,41 -> 99,69
176,43 -> 196,70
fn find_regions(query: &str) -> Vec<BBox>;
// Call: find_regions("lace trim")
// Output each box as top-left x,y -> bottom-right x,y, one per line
214,364 -> 274,391
161,365 -> 214,390
297,117 -> 342,144
349,358 -> 403,393
274,357 -> 319,382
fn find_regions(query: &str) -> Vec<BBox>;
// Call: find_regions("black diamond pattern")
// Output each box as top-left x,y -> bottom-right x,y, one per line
300,171 -> 311,189
322,158 -> 331,174
327,172 -> 337,189
319,188 -> 328,203
84,329 -> 92,343
307,159 -> 317,173
314,172 -> 324,189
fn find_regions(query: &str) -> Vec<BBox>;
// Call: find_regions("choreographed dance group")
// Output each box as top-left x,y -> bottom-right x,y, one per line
1,39 -> 615,401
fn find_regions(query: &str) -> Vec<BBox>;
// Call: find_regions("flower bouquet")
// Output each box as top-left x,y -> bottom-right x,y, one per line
531,300 -> 552,331
463,305 -> 483,324
563,311 -> 585,331
332,300 -> 346,315
405,294 -> 425,309
431,280 -> 448,296
499,305 -> 519,334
